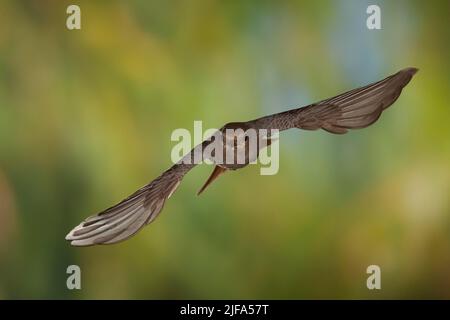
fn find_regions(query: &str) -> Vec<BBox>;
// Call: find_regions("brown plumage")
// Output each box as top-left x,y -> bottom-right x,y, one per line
66,67 -> 418,246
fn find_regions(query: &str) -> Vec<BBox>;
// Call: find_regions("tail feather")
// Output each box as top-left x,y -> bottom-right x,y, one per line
197,166 -> 227,195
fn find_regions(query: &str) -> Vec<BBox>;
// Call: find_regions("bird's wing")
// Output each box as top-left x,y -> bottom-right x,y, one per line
66,140 -> 211,246
249,67 -> 418,133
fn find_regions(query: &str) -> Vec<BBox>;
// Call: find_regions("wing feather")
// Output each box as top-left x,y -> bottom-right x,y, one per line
65,142 -> 208,246
249,67 -> 418,133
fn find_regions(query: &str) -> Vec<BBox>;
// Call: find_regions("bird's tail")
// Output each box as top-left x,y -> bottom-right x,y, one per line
197,165 -> 227,195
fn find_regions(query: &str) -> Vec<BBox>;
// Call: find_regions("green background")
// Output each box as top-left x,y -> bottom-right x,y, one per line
0,0 -> 449,299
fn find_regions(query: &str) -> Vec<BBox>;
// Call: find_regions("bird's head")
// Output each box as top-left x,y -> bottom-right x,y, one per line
221,122 -> 252,149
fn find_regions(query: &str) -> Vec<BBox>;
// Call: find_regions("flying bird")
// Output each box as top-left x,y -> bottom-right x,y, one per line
66,67 -> 418,246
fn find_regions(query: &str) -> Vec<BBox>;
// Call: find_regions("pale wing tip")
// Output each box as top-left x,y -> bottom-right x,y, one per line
65,225 -> 79,241
65,224 -> 93,246
68,239 -> 96,247
65,217 -> 105,246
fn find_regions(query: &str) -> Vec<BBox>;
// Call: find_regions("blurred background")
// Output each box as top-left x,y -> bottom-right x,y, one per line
0,0 -> 449,299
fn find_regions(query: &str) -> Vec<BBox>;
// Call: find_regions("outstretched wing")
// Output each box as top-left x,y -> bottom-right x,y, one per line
249,67 -> 418,133
65,141 -> 208,246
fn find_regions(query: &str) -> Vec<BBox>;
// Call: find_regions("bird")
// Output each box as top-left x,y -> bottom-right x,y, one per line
66,67 -> 418,246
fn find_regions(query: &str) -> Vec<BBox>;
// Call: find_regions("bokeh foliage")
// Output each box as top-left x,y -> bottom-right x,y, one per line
0,0 -> 449,299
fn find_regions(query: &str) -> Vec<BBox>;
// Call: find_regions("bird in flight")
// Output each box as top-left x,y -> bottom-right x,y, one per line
66,67 -> 418,246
